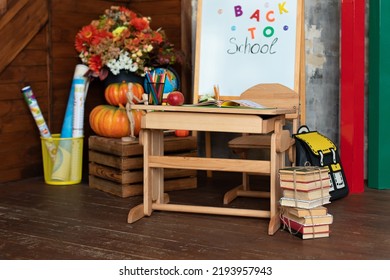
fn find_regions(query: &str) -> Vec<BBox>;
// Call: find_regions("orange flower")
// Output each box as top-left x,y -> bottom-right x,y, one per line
119,6 -> 137,20
91,29 -> 112,46
151,31 -> 163,44
75,25 -> 97,52
88,55 -> 103,74
131,17 -> 150,32
74,5 -> 182,78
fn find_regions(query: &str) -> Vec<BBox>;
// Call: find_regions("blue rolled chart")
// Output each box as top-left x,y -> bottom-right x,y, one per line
51,64 -> 89,182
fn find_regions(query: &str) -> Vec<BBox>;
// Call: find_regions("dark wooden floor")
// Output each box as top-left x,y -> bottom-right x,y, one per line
0,172 -> 389,260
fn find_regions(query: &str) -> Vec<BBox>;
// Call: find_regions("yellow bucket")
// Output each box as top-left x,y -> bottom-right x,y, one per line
41,134 -> 84,185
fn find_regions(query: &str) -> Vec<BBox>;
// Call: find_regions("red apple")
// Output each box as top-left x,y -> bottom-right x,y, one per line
167,91 -> 185,106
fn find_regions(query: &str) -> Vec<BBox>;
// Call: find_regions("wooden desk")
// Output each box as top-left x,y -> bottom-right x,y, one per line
127,105 -> 295,235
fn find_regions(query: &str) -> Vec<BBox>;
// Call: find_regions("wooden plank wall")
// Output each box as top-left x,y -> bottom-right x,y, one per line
0,0 -> 190,184
0,0 -> 49,183
0,0 -> 8,15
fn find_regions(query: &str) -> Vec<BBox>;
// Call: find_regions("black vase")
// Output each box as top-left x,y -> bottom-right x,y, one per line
104,70 -> 145,88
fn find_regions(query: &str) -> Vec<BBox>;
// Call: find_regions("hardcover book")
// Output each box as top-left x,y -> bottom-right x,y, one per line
279,166 -> 330,182
280,214 -> 330,234
280,196 -> 331,209
281,211 -> 333,226
295,231 -> 330,240
281,206 -> 328,218
280,177 -> 331,191
282,186 -> 331,200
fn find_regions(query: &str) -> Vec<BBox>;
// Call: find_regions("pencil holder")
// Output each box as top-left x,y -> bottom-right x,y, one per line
147,82 -> 165,105
41,134 -> 84,185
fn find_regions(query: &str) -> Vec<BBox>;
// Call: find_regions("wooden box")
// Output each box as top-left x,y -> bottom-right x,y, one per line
88,135 -> 198,197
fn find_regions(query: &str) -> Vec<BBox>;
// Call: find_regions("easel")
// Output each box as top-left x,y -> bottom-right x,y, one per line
192,0 -> 306,176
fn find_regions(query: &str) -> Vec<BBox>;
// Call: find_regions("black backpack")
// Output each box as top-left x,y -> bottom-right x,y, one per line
293,125 -> 349,201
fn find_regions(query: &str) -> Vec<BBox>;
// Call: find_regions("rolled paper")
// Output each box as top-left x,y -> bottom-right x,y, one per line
72,81 -> 86,138
51,79 -> 84,181
70,81 -> 86,181
21,86 -> 56,162
60,64 -> 89,138
52,64 -> 89,181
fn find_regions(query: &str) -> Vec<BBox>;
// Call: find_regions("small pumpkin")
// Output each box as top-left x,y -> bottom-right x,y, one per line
104,81 -> 144,106
89,104 -> 142,138
175,130 -> 190,137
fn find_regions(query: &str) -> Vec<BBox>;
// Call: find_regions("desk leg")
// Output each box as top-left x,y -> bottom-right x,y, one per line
268,133 -> 283,235
141,129 -> 153,216
144,129 -> 165,215
128,129 -> 153,223
151,129 -> 164,204
128,129 -> 162,223
205,131 -> 212,177
128,204 -> 145,223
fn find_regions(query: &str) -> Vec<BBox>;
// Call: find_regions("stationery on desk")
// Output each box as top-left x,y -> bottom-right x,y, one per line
196,98 -> 268,109
196,84 -> 271,109
213,84 -> 220,102
146,69 -> 166,105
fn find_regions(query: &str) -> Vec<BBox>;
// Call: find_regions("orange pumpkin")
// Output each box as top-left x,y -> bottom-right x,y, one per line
174,130 -> 190,137
104,82 -> 144,106
89,104 -> 142,138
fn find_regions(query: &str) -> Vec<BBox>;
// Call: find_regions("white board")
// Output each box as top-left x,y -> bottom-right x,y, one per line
194,0 -> 303,100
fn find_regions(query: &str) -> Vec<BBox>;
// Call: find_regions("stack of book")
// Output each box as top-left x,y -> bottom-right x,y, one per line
279,167 -> 333,239
280,206 -> 333,239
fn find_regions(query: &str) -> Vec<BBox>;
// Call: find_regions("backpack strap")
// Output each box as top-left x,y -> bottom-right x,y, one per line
297,125 -> 310,134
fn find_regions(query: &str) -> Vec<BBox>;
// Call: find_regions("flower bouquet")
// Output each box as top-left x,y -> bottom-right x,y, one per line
75,6 -> 182,80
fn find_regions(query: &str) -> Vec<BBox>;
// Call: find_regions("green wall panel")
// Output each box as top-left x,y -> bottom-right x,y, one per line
368,0 -> 390,189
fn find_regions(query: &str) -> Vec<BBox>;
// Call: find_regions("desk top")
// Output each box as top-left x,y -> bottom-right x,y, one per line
132,104 -> 293,134
131,104 -> 295,116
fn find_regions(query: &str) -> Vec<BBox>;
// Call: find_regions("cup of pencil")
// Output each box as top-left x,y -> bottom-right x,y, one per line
146,82 -> 165,105
146,70 -> 166,105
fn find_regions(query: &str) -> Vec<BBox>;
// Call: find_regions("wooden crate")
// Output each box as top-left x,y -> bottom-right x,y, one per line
88,135 -> 198,197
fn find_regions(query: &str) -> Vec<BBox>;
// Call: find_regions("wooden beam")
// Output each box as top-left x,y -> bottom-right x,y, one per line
152,203 -> 271,218
180,0 -> 192,103
149,155 -> 271,174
